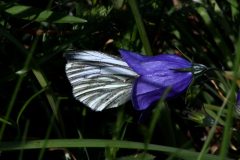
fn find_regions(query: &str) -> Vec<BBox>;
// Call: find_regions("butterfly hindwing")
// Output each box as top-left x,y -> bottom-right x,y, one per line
65,51 -> 138,111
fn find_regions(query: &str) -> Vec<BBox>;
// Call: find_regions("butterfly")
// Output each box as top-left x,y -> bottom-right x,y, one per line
65,51 -> 138,111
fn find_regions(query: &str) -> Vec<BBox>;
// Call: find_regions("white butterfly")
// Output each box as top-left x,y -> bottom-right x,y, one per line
65,51 -> 138,111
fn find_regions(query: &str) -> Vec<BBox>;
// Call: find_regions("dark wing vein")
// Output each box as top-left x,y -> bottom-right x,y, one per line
65,51 -> 138,111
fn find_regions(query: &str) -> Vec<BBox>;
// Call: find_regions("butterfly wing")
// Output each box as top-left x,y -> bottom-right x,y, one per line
65,51 -> 138,111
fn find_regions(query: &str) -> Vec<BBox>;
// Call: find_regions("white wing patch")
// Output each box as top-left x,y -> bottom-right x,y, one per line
65,51 -> 138,111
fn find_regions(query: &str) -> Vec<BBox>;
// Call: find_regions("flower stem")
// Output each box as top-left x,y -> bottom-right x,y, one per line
128,0 -> 153,56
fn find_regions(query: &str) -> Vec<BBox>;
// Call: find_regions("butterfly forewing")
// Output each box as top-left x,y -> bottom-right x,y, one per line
65,51 -> 138,111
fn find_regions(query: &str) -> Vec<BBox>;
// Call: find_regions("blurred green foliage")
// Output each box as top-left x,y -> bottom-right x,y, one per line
0,0 -> 240,159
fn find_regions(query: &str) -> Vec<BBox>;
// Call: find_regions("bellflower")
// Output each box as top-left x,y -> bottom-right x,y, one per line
236,90 -> 240,115
119,49 -> 207,110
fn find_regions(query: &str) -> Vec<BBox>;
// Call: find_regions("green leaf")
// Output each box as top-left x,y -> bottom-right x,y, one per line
2,4 -> 87,23
116,153 -> 155,160
0,139 -> 234,160
0,117 -> 12,126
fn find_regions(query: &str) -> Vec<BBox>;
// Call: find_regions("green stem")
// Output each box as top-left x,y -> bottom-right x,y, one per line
128,0 -> 153,55
0,37 -> 38,141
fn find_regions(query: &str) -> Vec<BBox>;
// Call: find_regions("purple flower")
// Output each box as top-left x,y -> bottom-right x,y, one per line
236,90 -> 240,114
237,90 -> 240,104
119,49 -> 207,110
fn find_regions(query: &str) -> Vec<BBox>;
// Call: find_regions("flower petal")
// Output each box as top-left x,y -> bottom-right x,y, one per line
132,72 -> 192,110
236,90 -> 240,115
237,90 -> 240,105
119,49 -> 192,75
